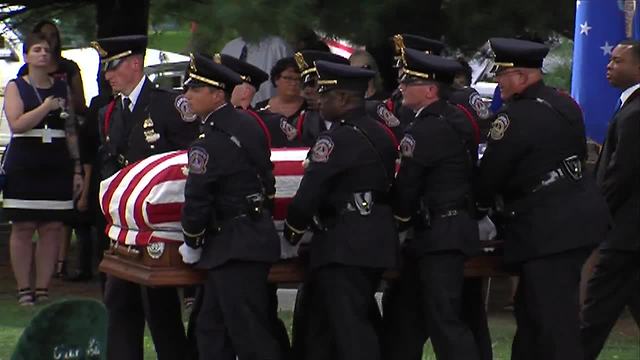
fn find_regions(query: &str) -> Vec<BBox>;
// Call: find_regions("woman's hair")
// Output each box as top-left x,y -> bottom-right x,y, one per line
22,32 -> 50,56
270,57 -> 299,87
32,20 -> 61,57
349,49 -> 383,93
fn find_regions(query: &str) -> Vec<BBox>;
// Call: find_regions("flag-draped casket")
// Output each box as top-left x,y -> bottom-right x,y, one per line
98,148 -> 309,286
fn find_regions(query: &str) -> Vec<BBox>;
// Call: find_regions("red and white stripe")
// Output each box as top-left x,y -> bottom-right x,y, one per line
99,148 -> 308,246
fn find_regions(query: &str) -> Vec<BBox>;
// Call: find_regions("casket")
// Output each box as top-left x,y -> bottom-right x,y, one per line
98,148 -> 310,286
98,149 -> 507,287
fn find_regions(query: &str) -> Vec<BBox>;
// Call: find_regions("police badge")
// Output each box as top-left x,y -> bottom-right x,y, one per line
143,117 -> 161,144
279,118 -> 298,141
490,114 -> 510,141
311,137 -> 334,163
400,134 -> 416,158
174,95 -> 198,122
469,92 -> 490,120
188,147 -> 209,174
376,103 -> 401,127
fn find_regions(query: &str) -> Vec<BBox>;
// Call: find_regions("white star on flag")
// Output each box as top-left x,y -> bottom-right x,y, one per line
601,42 -> 614,56
580,22 -> 592,35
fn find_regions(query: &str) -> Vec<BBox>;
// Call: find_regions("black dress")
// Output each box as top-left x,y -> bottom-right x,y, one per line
2,77 -> 74,222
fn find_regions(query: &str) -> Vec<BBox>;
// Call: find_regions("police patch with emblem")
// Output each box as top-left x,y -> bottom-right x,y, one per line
175,95 -> 198,122
469,92 -> 490,120
311,136 -> 334,163
280,118 -> 298,141
490,114 -> 510,141
188,147 -> 209,174
400,134 -> 416,158
376,103 -> 401,127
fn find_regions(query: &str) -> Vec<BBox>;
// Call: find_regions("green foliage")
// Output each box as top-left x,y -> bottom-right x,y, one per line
544,38 -> 573,92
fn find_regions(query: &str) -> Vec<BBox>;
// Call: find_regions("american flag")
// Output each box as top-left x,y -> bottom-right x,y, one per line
99,148 -> 309,248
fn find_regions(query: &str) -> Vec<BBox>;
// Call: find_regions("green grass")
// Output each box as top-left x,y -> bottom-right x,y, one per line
148,30 -> 192,54
0,293 -> 637,360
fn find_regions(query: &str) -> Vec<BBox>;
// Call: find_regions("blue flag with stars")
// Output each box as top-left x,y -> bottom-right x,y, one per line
571,0 -> 640,143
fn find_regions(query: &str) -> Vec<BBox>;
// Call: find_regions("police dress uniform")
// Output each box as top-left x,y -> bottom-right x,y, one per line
476,38 -> 611,360
283,61 -> 398,360
382,49 -> 481,360
180,53 -> 283,360
449,86 -> 492,143
581,82 -> 640,359
92,36 -> 199,360
382,34 -> 447,135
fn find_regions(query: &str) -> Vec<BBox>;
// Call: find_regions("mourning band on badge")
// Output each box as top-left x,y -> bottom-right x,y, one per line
175,95 -> 198,122
311,136 -> 334,163
469,92 -> 490,120
188,147 -> 209,174
279,118 -> 298,141
490,114 -> 510,141
400,134 -> 416,158
376,103 -> 401,128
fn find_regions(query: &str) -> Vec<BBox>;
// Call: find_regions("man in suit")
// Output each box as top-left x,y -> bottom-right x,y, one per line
92,35 -> 199,360
581,39 -> 640,360
476,38 -> 611,360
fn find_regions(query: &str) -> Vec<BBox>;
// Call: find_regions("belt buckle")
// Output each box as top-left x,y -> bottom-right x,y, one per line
440,209 -> 458,218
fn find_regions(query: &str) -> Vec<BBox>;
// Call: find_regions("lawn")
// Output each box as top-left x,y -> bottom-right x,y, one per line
0,286 -> 637,360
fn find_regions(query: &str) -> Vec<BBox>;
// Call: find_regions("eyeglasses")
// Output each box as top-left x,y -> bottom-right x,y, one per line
279,75 -> 301,82
495,69 -> 522,78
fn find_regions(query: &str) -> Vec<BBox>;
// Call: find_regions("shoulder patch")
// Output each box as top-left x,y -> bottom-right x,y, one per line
310,136 -> 334,163
490,114 -> 510,141
469,92 -> 490,120
399,134 -> 416,158
188,146 -> 209,174
279,117 -> 298,141
376,103 -> 401,127
174,94 -> 198,122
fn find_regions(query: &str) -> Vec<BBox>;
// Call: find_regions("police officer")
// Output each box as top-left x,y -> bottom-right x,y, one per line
294,50 -> 350,146
178,53 -> 282,360
476,38 -> 610,360
283,60 -> 398,360
385,49 -> 481,360
451,57 -> 492,142
386,34 -> 445,132
212,52 -> 292,357
92,35 -> 198,360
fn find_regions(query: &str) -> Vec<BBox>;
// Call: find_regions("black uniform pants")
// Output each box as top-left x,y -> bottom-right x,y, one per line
511,248 -> 591,360
303,265 -> 383,360
196,261 -> 282,360
103,275 -> 188,360
381,251 -> 491,360
581,249 -> 640,360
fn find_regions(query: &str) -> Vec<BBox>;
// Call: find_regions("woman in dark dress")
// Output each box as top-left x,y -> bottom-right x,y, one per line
3,32 -> 83,305
18,20 -> 89,278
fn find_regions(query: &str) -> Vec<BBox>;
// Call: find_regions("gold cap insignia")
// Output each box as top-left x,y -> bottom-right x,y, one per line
213,53 -> 222,64
189,53 -> 197,73
143,117 -> 154,128
294,52 -> 309,71
90,41 -> 107,58
393,34 -> 405,55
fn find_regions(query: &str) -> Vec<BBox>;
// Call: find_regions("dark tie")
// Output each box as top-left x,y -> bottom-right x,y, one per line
122,97 -> 132,115
239,44 -> 248,62
613,98 -> 622,114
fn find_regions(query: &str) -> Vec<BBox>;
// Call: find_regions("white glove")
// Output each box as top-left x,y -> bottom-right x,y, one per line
179,243 -> 202,264
477,216 -> 497,241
